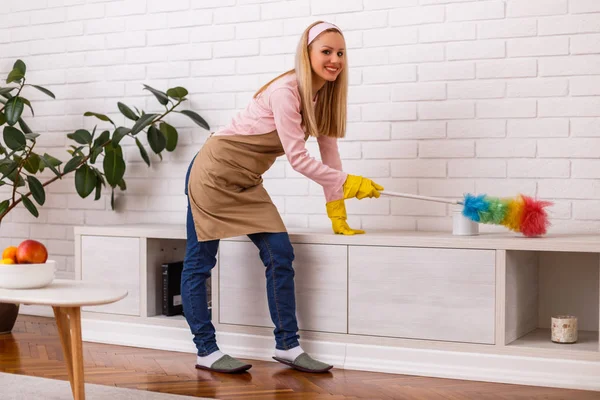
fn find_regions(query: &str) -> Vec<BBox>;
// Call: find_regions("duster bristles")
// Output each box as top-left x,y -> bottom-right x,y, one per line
461,193 -> 552,237
503,195 -> 525,233
520,195 -> 553,237
480,197 -> 509,225
462,194 -> 487,222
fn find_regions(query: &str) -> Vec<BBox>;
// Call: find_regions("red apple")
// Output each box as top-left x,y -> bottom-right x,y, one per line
16,240 -> 48,264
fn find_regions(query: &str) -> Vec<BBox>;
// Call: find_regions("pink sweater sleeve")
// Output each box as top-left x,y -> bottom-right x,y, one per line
269,87 -> 347,202
317,135 -> 345,200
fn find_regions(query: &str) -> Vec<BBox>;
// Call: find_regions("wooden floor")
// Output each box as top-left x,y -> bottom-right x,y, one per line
1,316 -> 599,400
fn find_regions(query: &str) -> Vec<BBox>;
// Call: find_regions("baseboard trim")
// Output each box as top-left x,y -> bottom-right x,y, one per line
69,317 -> 600,392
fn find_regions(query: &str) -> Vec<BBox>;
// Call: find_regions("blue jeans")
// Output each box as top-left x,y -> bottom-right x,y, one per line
182,157 -> 300,356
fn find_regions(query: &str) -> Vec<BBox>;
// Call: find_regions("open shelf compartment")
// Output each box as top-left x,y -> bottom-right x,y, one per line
505,250 -> 599,353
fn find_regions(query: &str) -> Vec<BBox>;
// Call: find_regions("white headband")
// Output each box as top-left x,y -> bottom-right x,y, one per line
308,22 -> 341,45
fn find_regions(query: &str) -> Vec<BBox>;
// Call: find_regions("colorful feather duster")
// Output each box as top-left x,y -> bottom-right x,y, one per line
380,191 -> 552,237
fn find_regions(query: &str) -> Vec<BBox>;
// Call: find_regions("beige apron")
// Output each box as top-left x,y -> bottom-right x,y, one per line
188,130 -> 295,241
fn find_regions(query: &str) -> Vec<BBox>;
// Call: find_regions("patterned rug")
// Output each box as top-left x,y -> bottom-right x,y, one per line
0,372 -> 213,400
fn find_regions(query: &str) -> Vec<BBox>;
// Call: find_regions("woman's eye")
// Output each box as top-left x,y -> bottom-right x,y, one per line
322,50 -> 330,55
337,52 -> 344,57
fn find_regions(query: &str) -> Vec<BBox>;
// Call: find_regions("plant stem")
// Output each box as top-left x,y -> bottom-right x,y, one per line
153,100 -> 182,124
11,140 -> 36,204
14,78 -> 25,99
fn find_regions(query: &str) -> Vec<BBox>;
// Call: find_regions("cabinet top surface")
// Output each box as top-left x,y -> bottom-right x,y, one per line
74,224 -> 600,252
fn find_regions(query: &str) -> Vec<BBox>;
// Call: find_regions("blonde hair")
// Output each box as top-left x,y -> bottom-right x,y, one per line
253,21 -> 348,139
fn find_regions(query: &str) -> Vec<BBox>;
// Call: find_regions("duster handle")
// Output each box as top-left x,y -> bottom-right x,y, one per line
380,190 -> 462,205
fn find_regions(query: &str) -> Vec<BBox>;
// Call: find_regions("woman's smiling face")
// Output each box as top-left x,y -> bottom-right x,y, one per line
309,31 -> 345,85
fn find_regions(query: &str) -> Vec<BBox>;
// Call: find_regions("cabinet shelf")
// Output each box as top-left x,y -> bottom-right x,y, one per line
508,328 -> 599,353
505,250 -> 599,354
150,314 -> 187,322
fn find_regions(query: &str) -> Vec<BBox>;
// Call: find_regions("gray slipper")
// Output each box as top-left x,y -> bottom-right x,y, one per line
195,354 -> 252,373
272,353 -> 333,373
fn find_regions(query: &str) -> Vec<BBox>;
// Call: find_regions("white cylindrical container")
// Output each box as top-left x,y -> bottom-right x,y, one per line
551,315 -> 578,344
452,210 -> 479,236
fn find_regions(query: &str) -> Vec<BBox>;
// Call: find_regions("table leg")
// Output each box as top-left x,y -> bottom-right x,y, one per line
53,306 -> 85,400
53,307 -> 74,397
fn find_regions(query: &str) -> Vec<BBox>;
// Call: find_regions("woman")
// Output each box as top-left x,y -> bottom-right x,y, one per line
182,21 -> 384,374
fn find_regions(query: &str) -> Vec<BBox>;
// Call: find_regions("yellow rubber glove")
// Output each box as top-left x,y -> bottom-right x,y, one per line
326,199 -> 365,235
343,175 -> 384,200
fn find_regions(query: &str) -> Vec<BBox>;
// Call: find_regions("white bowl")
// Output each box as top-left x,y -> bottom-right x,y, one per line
0,260 -> 56,289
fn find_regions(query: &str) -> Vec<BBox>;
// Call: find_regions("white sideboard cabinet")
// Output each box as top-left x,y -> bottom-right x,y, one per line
67,225 -> 600,392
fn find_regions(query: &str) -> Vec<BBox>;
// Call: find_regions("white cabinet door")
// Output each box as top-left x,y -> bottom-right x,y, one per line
219,241 -> 347,334
81,236 -> 140,316
349,246 -> 495,344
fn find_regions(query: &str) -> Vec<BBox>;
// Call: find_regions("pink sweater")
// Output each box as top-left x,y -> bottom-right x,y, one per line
214,73 -> 347,202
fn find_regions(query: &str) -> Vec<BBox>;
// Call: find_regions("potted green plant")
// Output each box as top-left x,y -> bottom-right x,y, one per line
0,59 -> 210,333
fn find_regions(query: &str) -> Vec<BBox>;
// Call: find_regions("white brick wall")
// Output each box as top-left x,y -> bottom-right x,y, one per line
2,0 -> 600,278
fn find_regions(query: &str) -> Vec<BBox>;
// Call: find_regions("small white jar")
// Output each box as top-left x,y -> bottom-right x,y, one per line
452,209 -> 479,236
551,315 -> 578,344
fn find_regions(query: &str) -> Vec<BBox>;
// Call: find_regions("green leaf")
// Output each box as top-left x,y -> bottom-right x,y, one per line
23,152 -> 40,174
117,102 -> 138,121
147,125 -> 166,154
135,137 -> 150,166
40,153 -> 62,177
92,130 -> 110,150
29,84 -> 55,99
4,97 -> 24,126
160,122 -> 178,152
90,146 -> 103,164
94,179 -> 102,201
103,148 -> 126,187
0,87 -> 16,96
166,86 -> 188,100
0,160 -> 18,182
105,141 -> 123,158
6,69 -> 24,85
13,60 -> 26,75
68,145 -> 85,157
18,118 -> 32,134
110,190 -> 115,210
63,156 -> 83,175
143,84 -> 169,105
130,113 -> 157,135
0,200 -> 9,215
112,127 -> 131,145
75,164 -> 97,198
20,97 -> 34,117
178,109 -> 210,130
0,112 -> 6,126
43,153 -> 62,167
117,178 -> 126,191
67,129 -> 92,145
26,175 -> 45,205
2,166 -> 24,186
3,126 -> 26,150
84,111 -> 115,126
21,195 -> 39,218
